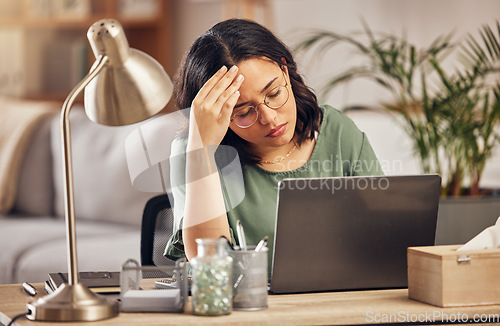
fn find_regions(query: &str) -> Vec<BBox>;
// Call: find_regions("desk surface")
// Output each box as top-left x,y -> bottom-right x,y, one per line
1,283 -> 500,325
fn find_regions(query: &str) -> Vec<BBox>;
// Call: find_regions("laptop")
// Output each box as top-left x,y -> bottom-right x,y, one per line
269,174 -> 441,294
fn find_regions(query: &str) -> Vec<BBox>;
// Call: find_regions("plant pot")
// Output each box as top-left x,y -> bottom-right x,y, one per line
435,194 -> 500,245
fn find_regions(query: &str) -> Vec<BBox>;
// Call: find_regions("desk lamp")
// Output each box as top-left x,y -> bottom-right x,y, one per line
26,19 -> 173,321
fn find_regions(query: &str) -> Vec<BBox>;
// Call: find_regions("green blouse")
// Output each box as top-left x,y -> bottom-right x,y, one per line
164,105 -> 384,270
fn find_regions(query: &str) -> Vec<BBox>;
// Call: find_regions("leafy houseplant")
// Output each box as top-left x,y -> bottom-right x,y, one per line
296,21 -> 500,197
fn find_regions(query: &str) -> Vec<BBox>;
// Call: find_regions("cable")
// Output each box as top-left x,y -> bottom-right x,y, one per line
7,312 -> 26,326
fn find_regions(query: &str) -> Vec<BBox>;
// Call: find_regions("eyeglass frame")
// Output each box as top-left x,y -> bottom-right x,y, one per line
230,69 -> 289,128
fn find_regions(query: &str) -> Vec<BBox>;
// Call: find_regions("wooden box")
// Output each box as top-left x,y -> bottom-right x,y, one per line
408,245 -> 500,307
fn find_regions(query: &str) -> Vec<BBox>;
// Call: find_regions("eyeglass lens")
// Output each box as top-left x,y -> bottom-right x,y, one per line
233,84 -> 289,128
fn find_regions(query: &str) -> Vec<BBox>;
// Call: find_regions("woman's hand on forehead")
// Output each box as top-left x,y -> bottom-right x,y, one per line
189,65 -> 244,147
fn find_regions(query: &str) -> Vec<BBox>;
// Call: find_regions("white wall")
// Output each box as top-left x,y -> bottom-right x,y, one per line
276,0 -> 500,109
173,0 -> 500,109
171,0 -> 225,72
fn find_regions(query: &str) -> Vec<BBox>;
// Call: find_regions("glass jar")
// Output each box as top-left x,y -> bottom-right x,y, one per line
191,238 -> 233,316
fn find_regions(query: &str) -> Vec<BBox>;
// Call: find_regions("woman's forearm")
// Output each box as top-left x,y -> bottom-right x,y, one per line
181,63 -> 242,260
182,146 -> 231,260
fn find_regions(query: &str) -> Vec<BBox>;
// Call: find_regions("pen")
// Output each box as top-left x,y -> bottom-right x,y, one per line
22,282 -> 37,296
255,236 -> 268,252
236,220 -> 247,251
44,280 -> 54,294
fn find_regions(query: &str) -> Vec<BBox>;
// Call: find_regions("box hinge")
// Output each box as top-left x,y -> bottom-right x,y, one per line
457,254 -> 471,265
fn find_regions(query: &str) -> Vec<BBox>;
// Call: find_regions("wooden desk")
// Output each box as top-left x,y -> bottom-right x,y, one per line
1,283 -> 500,325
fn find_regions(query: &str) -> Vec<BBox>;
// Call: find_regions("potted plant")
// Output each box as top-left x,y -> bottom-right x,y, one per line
296,21 -> 500,244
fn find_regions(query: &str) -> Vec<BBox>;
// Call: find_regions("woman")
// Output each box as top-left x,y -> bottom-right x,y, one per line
165,19 -> 383,266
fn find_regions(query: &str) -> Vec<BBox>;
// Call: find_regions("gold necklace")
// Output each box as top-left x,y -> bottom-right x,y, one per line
260,141 -> 297,164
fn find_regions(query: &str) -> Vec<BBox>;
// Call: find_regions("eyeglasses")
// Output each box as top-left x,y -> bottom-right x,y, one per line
230,71 -> 289,128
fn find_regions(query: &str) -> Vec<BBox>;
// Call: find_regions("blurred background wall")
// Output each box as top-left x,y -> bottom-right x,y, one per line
172,0 -> 500,110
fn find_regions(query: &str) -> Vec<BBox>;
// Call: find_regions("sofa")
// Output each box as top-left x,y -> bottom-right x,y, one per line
0,97 -> 160,284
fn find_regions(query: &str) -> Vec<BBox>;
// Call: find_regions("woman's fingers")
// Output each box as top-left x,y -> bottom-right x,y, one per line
193,65 -> 243,120
202,65 -> 241,108
189,65 -> 243,146
220,90 -> 240,122
194,65 -> 228,101
193,65 -> 237,108
214,73 -> 244,118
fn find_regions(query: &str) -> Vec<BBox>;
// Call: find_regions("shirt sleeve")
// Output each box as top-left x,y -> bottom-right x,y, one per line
164,137 -> 188,260
353,132 -> 385,176
322,105 -> 384,177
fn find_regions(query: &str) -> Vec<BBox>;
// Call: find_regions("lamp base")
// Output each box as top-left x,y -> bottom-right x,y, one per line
26,283 -> 119,321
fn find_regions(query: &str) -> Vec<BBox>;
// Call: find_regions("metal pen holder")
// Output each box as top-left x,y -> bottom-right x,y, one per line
229,246 -> 268,310
120,259 -> 188,313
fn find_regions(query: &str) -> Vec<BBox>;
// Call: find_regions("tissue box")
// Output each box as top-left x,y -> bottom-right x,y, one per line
408,245 -> 500,307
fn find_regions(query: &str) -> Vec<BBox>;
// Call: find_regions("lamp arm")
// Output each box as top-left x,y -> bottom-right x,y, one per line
60,55 -> 109,285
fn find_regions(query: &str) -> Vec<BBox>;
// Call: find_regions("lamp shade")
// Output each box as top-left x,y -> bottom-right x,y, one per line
84,19 -> 172,126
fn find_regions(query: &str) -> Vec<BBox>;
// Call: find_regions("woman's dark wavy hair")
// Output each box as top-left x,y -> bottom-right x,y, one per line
174,19 -> 323,165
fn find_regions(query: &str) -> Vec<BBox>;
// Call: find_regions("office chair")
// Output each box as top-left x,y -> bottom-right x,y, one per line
140,193 -> 176,266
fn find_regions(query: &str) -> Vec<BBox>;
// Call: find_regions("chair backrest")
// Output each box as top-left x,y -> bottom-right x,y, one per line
140,193 -> 176,266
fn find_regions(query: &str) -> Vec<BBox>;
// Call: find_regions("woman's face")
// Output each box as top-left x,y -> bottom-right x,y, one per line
228,58 -> 297,152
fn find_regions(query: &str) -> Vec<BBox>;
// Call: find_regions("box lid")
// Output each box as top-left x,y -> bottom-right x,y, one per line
408,245 -> 500,262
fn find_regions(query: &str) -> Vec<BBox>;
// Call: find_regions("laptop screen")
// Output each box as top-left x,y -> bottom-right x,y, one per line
269,174 -> 441,294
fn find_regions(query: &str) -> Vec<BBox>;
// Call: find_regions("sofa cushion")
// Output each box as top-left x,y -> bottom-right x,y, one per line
14,226 -> 140,284
13,116 -> 55,216
0,214 -> 139,284
0,97 -> 58,214
51,107 -> 160,226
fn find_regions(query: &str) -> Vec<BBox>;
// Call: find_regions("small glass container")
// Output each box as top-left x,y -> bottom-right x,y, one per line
191,238 -> 233,316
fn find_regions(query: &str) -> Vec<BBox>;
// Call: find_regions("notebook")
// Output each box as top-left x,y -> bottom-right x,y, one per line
48,271 -> 120,294
269,174 -> 441,294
